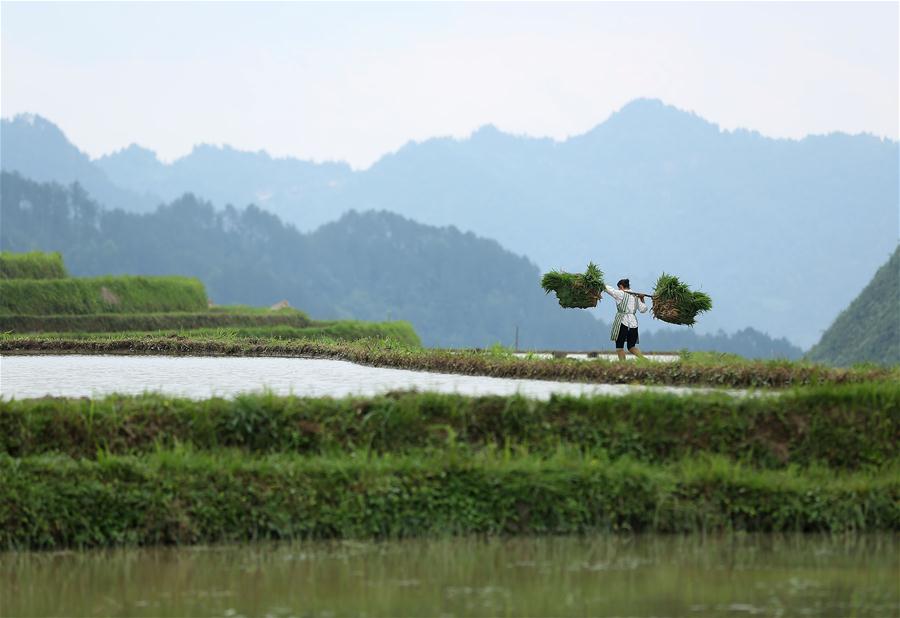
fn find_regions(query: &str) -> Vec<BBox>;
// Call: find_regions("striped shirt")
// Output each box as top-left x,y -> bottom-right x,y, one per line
605,286 -> 648,329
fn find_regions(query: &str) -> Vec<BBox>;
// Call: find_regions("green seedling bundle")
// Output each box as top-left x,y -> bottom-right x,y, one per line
651,273 -> 713,326
541,262 -> 605,308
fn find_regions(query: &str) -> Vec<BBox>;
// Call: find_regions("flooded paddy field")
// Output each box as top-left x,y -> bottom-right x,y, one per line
2,534 -> 897,618
0,354 -> 737,400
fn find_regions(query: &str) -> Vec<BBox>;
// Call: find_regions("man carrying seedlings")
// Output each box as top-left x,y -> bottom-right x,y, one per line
603,278 -> 648,361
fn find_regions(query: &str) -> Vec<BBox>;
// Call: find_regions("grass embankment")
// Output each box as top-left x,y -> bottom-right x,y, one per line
2,385 -> 897,469
1,385 -> 897,549
0,251 -> 68,280
0,310 -> 312,333
2,449 -> 896,549
1,334 -> 894,387
0,276 -> 207,315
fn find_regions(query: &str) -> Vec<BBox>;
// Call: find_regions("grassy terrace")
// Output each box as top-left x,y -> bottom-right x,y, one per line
3,386 -> 897,468
3,449 -> 896,549
2,383 -> 897,548
0,251 -> 68,280
0,276 -> 208,315
0,309 -> 314,333
1,332 -> 895,388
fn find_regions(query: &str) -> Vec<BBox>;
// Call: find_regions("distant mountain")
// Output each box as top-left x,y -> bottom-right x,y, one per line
807,246 -> 899,366
4,101 -> 896,347
0,171 -> 802,357
0,114 -> 158,212
95,143 -> 352,227
343,100 -> 898,349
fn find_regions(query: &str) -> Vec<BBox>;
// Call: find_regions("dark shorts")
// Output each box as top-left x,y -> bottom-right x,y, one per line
615,325 -> 640,349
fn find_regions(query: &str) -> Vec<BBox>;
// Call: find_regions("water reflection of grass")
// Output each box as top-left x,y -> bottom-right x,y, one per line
3,535 -> 898,617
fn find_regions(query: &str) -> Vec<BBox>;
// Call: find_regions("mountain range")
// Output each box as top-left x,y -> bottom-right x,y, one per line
2,99 -> 897,348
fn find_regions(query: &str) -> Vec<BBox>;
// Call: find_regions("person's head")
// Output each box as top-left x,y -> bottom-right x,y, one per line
617,278 -> 630,290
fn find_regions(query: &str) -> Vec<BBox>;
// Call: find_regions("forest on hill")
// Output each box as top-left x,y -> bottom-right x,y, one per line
0,172 -> 801,356
807,246 -> 899,366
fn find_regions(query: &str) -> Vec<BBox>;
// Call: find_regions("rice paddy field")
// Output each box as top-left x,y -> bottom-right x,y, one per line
1,382 -> 898,551
2,253 -> 897,616
1,333 -> 898,550
1,343 -> 897,618
2,332 -> 895,387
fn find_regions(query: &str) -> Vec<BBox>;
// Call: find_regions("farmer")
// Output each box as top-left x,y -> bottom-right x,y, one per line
603,278 -> 648,361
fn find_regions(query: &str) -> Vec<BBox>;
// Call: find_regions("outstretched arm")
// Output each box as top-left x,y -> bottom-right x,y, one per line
637,295 -> 648,313
604,285 -> 625,301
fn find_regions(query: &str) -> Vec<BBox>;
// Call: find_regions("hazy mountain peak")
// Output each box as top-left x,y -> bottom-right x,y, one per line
471,124 -> 502,138
98,143 -> 160,165
4,112 -> 58,131
2,113 -> 72,144
1,113 -> 159,212
590,97 -> 719,138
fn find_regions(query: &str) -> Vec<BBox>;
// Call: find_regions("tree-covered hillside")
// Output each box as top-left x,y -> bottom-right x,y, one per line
807,247 -> 899,366
1,172 -> 801,356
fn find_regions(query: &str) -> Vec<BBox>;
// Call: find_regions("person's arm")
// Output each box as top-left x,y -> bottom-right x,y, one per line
637,294 -> 648,313
605,285 -> 624,301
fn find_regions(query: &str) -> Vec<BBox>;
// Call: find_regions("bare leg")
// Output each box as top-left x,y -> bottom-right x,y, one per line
617,348 -> 626,361
628,346 -> 646,359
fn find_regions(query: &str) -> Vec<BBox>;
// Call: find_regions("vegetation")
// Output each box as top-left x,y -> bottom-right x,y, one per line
0,251 -> 67,279
0,309 -> 315,333
2,385 -> 896,469
2,449 -> 896,549
651,273 -> 713,326
807,246 -> 899,367
0,172 -> 806,357
1,333 -> 894,388
541,263 -> 605,309
1,322 -> 420,347
0,276 -> 207,315
0,352 -> 895,549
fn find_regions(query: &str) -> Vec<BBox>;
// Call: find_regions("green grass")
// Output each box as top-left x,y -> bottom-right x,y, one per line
2,385 -> 896,469
0,310 -> 315,334
2,333 -> 895,387
2,449 -> 896,549
192,321 -> 422,346
0,321 -> 420,347
0,276 -> 208,315
0,251 -> 68,280
207,304 -> 305,315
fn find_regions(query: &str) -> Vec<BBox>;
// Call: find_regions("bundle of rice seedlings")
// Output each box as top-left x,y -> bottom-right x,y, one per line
541,262 -> 605,309
651,273 -> 712,326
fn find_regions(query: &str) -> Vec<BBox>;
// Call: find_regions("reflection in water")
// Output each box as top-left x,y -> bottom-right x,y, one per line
2,535 -> 897,617
0,354 -> 735,400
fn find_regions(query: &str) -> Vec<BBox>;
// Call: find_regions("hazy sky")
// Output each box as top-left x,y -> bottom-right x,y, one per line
2,2 -> 897,168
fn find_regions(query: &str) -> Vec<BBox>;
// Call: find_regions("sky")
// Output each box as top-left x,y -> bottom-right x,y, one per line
2,1 -> 898,169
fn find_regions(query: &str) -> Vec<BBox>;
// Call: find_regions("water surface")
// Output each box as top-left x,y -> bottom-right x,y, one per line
0,354 -> 731,400
2,534 -> 896,617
